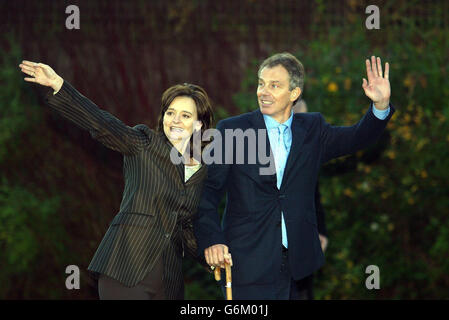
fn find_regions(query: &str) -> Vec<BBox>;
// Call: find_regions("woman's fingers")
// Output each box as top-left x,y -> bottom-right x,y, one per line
22,60 -> 38,68
19,66 -> 37,78
19,60 -> 59,88
20,67 -> 34,76
19,65 -> 39,83
20,61 -> 49,75
38,63 -> 50,69
19,64 -> 34,72
19,63 -> 39,80
21,60 -> 38,67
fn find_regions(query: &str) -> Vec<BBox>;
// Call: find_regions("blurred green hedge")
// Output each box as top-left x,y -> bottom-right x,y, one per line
0,38 -> 69,299
0,37 -> 122,299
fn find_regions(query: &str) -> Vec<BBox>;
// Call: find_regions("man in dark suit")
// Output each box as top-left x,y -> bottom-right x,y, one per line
293,99 -> 328,300
193,53 -> 394,299
293,99 -> 329,257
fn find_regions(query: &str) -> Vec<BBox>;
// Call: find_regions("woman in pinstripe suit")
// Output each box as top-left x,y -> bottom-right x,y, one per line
19,60 -> 214,300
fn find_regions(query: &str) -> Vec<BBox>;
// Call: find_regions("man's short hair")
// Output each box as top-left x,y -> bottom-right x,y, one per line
258,52 -> 305,97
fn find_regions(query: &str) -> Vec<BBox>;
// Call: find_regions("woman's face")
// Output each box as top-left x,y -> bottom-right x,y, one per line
163,96 -> 202,144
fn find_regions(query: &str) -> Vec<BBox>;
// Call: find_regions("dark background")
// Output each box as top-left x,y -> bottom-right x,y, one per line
0,0 -> 448,299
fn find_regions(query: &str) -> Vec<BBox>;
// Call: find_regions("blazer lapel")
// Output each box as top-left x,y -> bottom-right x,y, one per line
282,115 -> 307,187
159,132 -> 185,183
249,109 -> 277,185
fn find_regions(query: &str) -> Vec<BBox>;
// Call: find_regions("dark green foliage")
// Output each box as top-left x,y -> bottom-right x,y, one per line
0,37 -> 68,299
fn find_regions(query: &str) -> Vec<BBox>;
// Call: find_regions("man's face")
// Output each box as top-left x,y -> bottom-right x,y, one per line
257,65 -> 300,122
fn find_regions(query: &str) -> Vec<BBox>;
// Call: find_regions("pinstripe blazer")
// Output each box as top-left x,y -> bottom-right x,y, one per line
45,81 -> 208,287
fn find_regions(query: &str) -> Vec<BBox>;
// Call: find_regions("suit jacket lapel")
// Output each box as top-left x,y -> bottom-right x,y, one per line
282,115 -> 307,188
159,132 -> 185,183
249,109 -> 277,186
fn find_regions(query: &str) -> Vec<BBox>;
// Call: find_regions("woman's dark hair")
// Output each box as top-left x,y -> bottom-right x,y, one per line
157,83 -> 214,161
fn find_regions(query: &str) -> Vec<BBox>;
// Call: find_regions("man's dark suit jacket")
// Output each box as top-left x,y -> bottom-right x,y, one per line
315,183 -> 327,238
193,104 -> 394,299
45,81 -> 207,289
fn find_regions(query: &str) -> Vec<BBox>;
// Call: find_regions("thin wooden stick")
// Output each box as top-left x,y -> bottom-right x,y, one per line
214,267 -> 221,281
225,263 -> 232,300
213,264 -> 232,300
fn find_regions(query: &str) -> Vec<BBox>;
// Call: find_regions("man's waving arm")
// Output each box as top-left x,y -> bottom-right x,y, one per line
321,56 -> 395,163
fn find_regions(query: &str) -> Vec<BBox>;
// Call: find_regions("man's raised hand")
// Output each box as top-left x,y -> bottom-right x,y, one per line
362,56 -> 391,110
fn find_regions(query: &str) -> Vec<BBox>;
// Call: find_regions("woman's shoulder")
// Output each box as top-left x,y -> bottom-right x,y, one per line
131,124 -> 172,150
132,124 -> 155,136
132,124 -> 166,142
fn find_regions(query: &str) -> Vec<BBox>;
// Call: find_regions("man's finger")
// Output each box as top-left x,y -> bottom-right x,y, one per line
213,247 -> 220,266
224,253 -> 233,266
377,57 -> 382,77
222,245 -> 229,256
217,246 -> 225,265
384,62 -> 389,80
371,56 -> 378,77
222,245 -> 233,266
365,59 -> 373,84
205,248 -> 212,266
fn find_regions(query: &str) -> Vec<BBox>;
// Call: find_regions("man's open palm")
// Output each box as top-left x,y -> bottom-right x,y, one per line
362,56 -> 390,109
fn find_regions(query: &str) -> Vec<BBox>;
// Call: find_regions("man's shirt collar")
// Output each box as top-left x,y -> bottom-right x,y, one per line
263,110 -> 294,130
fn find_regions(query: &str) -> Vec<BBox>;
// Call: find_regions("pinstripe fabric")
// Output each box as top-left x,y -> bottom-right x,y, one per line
44,81 -> 208,296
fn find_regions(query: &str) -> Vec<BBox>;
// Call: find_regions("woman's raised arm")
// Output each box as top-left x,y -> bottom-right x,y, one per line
19,60 -> 148,155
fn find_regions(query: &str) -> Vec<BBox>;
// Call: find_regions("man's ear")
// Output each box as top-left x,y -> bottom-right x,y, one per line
290,87 -> 301,102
